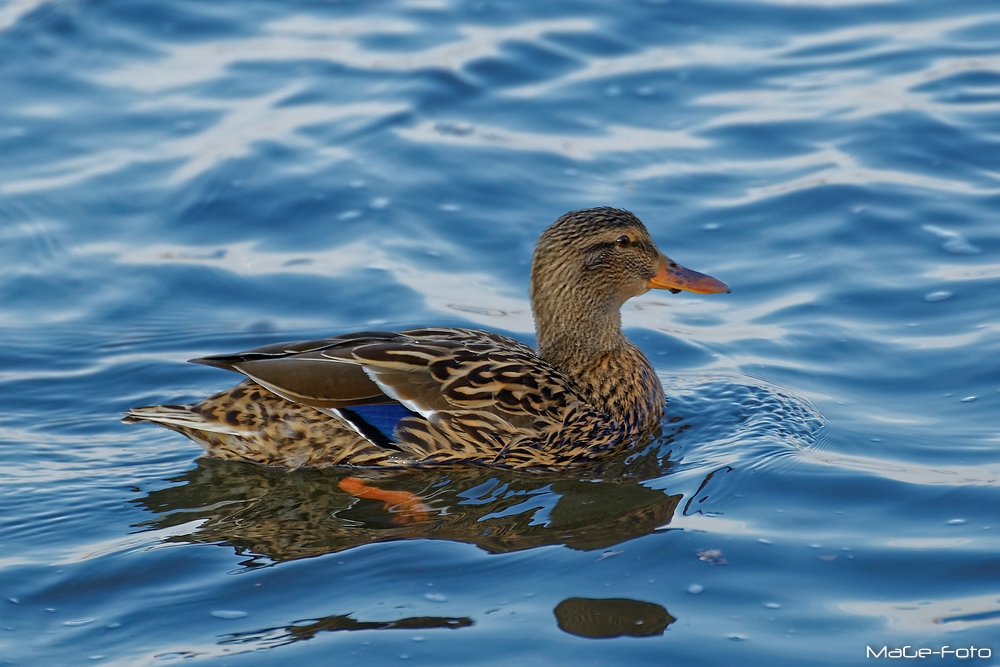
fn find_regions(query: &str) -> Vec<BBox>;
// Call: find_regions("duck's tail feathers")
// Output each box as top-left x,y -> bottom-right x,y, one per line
122,404 -> 245,436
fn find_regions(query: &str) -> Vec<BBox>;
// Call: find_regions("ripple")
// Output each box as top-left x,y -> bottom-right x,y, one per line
797,450 -> 1000,487
397,119 -> 707,159
666,372 -> 827,461
0,0 -> 49,32
841,593 -> 1000,632
95,16 -> 595,92
922,224 -> 982,255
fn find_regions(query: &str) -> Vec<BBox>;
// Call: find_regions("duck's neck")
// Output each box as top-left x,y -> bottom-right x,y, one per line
532,296 -> 664,432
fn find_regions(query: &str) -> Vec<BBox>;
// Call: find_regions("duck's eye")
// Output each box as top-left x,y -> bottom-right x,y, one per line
615,235 -> 631,247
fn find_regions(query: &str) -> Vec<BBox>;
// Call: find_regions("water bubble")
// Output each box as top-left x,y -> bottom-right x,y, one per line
961,396 -> 977,402
703,222 -> 720,231
604,85 -> 622,97
439,203 -> 461,212
338,210 -> 362,221
424,593 -> 447,602
8,599 -> 18,604
764,602 -> 781,609
62,619 -> 95,627
349,180 -> 367,188
636,86 -> 656,96
106,623 -> 121,629
687,584 -> 704,595
370,197 -> 391,210
946,519 -> 966,526
924,291 -> 952,303
728,633 -> 747,641
412,636 -> 424,642
211,610 -> 248,619
758,538 -> 772,545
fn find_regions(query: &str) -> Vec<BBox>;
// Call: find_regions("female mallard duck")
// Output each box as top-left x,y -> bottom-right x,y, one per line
125,207 -> 728,469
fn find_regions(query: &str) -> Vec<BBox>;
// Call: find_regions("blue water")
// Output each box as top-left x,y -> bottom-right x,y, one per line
2,0 -> 999,664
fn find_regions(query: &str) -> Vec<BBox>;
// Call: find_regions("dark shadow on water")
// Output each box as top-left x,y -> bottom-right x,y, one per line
133,443 -> 684,563
554,597 -> 675,638
216,595 -> 673,653
219,613 -> 472,649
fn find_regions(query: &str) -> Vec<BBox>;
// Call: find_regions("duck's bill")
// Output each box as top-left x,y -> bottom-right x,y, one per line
648,254 -> 730,294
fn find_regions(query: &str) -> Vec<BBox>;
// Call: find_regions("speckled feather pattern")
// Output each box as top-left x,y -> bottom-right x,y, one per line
125,380 -> 401,468
125,327 -> 664,469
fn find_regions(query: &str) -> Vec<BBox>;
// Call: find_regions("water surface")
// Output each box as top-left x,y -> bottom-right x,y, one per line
2,0 -> 1000,664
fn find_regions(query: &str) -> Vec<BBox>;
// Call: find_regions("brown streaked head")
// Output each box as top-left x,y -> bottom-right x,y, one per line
530,207 -> 728,314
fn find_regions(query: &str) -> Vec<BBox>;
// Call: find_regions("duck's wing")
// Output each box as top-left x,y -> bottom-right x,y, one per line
323,328 -> 578,431
186,327 -> 600,466
189,331 -> 407,409
190,327 -> 577,429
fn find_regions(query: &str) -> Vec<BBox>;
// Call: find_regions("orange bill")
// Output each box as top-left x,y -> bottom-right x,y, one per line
647,253 -> 729,294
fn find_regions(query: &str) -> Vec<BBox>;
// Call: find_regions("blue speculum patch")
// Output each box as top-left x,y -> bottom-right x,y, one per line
339,403 -> 418,445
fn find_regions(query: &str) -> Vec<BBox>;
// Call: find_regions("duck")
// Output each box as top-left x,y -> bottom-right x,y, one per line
124,207 -> 728,469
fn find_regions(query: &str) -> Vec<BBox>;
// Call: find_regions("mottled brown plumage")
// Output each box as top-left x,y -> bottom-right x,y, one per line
124,207 -> 728,469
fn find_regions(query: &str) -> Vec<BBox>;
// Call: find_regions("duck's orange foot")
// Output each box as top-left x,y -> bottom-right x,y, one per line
338,476 -> 431,525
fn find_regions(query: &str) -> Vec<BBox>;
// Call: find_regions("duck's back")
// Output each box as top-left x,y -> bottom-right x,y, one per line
124,327 -> 629,469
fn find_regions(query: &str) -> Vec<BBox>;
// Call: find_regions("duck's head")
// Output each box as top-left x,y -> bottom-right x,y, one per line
530,207 -> 728,361
531,207 -> 728,311
531,208 -> 729,418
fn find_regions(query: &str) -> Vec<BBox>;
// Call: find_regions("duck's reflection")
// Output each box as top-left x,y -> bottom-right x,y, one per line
135,449 -> 682,562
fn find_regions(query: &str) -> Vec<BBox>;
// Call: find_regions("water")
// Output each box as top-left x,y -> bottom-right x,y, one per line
2,0 -> 999,664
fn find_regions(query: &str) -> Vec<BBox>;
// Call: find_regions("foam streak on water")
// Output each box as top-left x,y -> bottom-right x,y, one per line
1,0 -> 999,665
